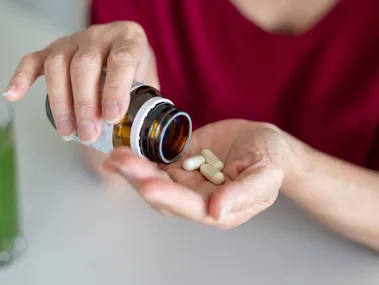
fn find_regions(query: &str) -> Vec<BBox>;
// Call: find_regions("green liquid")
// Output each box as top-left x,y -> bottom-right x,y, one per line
0,123 -> 20,263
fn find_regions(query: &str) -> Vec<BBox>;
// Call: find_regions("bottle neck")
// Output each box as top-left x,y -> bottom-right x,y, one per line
140,103 -> 192,164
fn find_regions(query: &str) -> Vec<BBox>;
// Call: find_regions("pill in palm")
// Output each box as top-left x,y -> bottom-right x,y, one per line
200,149 -> 224,171
199,163 -> 225,185
183,155 -> 206,171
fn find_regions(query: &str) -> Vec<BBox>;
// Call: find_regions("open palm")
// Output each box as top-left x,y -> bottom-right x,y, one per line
104,119 -> 289,229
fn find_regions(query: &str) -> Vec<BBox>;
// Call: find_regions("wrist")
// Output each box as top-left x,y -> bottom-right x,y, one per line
280,132 -> 314,196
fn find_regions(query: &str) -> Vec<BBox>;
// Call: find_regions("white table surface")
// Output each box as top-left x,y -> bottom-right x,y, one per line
0,2 -> 378,285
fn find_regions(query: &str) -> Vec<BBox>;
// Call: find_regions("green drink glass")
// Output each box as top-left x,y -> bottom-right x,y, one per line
0,99 -> 25,267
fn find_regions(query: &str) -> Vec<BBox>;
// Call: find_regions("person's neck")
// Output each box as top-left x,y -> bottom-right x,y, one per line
231,0 -> 338,35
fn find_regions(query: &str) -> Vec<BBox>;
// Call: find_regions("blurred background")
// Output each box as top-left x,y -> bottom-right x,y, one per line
1,1 -> 379,284
11,0 -> 88,32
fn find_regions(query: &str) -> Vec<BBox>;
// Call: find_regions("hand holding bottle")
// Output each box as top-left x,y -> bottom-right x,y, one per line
3,22 -> 159,144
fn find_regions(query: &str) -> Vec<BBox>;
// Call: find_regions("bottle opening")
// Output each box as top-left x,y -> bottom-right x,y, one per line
140,103 -> 192,164
160,112 -> 191,163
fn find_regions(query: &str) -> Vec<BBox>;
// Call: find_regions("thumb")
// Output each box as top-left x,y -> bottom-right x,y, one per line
208,164 -> 283,220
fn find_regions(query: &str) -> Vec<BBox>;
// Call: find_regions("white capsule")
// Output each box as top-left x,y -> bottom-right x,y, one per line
199,163 -> 225,185
183,155 -> 206,171
200,149 -> 224,171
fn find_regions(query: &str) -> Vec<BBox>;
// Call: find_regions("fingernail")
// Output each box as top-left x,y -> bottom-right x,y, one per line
220,201 -> 233,219
109,160 -> 122,170
159,208 -> 176,217
78,120 -> 97,144
108,160 -> 129,176
56,116 -> 76,141
144,194 -> 161,205
103,100 -> 120,124
3,85 -> 15,97
103,159 -> 120,173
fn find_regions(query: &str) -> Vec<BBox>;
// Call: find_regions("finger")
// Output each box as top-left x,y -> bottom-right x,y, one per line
3,49 -> 50,101
209,164 -> 283,220
105,147 -> 172,183
70,43 -> 106,144
150,204 -> 177,217
104,148 -> 208,221
139,179 -> 208,222
104,161 -> 176,216
217,207 -> 257,230
103,158 -> 149,190
134,45 -> 160,90
102,35 -> 145,124
44,44 -> 78,140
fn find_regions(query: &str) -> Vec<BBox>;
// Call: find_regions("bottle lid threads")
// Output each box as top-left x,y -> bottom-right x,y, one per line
139,101 -> 192,164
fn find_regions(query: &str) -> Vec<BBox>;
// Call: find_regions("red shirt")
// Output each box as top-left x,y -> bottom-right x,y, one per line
90,0 -> 379,170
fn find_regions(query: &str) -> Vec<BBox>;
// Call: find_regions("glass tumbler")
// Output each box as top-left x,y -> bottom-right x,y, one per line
0,98 -> 25,267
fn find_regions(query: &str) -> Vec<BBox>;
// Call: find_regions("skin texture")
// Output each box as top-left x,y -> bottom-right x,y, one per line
3,0 -> 379,252
229,0 -> 338,34
103,120 -> 289,229
3,21 -> 159,143
101,120 -> 379,252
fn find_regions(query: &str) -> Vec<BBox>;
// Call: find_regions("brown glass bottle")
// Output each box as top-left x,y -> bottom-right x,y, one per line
46,74 -> 192,164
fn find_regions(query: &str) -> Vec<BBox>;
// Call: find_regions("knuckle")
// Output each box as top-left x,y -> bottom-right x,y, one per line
20,53 -> 34,63
20,54 -> 31,65
14,69 -> 32,82
50,101 -> 71,116
85,25 -> 100,39
49,98 -> 65,109
131,33 -> 148,49
112,21 -> 147,41
127,21 -> 144,34
51,35 -> 70,47
76,47 -> 99,62
44,52 -> 66,72
70,31 -> 82,42
20,52 -> 40,66
111,20 -> 143,32
104,80 -> 123,92
262,122 -> 281,133
109,46 -> 136,65
71,48 -> 99,72
133,30 -> 147,40
85,24 -> 105,39
74,99 -> 93,113
86,24 -> 99,33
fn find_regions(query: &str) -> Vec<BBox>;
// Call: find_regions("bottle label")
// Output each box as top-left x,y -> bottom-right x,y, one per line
82,78 -> 146,154
68,122 -> 115,154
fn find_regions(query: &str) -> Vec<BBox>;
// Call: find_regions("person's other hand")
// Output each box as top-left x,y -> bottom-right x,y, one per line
103,119 -> 296,229
3,21 -> 159,144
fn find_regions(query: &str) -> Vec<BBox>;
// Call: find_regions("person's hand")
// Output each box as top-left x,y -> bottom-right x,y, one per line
103,119 -> 296,229
3,21 -> 159,143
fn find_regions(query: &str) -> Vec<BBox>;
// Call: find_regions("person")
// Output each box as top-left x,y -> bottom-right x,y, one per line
3,0 -> 379,251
